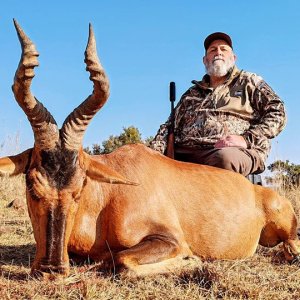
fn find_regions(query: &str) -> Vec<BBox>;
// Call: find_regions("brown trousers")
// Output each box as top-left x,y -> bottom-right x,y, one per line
175,146 -> 264,176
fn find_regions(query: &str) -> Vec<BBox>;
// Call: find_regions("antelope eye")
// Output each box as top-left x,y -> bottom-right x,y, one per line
73,191 -> 81,202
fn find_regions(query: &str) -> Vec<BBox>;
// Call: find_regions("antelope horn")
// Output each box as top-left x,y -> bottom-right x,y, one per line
12,19 -> 59,150
61,23 -> 110,150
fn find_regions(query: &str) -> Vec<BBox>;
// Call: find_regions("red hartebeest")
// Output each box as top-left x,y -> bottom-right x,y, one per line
1,20 -> 300,278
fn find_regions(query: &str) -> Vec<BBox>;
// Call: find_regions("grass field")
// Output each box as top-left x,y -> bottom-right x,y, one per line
1,175 -> 300,300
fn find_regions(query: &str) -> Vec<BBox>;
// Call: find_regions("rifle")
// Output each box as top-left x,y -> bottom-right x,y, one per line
166,81 -> 176,159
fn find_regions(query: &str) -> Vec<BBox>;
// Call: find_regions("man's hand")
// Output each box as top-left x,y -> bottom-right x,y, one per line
214,135 -> 247,148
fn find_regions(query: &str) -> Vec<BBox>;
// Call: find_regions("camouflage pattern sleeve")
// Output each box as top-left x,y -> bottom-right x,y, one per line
149,118 -> 171,154
242,76 -> 287,149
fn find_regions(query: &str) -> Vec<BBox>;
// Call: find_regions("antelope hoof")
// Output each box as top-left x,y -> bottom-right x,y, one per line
290,255 -> 300,265
31,263 -> 70,280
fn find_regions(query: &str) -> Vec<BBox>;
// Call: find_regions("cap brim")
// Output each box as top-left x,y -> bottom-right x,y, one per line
204,32 -> 233,50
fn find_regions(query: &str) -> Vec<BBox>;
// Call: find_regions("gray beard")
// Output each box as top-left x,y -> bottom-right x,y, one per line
205,57 -> 235,77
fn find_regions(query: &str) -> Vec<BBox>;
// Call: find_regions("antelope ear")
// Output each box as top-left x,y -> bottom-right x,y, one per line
82,152 -> 138,185
0,148 -> 32,176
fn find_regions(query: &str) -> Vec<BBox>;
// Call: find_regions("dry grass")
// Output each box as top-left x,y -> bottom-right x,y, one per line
1,176 -> 300,300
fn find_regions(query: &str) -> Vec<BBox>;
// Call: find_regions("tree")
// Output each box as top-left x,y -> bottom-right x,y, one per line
92,144 -> 102,155
101,134 -> 124,154
266,160 -> 300,189
83,146 -> 92,155
85,126 -> 150,155
144,136 -> 154,147
83,144 -> 102,155
101,126 -> 143,154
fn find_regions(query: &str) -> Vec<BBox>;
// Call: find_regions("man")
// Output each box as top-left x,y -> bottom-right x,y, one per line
150,32 -> 286,176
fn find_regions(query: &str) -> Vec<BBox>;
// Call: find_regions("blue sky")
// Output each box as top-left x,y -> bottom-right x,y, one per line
0,1 -> 299,166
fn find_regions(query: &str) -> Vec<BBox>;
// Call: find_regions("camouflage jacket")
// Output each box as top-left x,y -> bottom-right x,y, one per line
150,66 -> 286,165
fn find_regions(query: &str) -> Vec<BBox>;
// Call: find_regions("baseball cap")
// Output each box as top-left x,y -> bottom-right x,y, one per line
204,32 -> 233,50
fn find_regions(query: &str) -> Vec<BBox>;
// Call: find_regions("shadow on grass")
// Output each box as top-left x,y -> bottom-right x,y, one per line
174,264 -> 219,291
256,245 -> 289,265
0,244 -> 35,267
0,266 -> 31,281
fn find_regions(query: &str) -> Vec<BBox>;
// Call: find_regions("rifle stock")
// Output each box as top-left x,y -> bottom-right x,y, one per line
166,131 -> 175,158
166,82 -> 176,159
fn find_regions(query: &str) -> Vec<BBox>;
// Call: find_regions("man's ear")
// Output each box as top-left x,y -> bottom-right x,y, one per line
0,148 -> 32,176
81,152 -> 138,185
233,53 -> 237,62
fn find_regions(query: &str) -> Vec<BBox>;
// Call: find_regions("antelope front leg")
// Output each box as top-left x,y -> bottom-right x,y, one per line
283,239 -> 300,263
106,234 -> 193,276
259,192 -> 300,263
